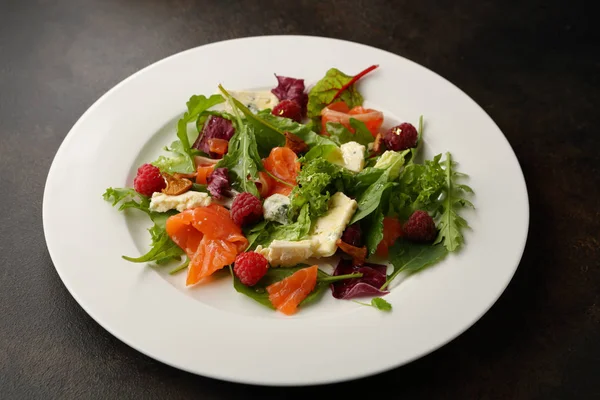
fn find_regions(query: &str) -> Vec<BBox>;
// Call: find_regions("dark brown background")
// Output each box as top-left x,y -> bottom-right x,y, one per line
1,0 -> 599,398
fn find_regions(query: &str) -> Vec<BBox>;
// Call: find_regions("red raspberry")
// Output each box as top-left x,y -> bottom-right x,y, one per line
133,163 -> 166,197
382,122 -> 418,151
234,252 -> 269,286
230,192 -> 263,226
403,210 -> 437,242
271,99 -> 302,122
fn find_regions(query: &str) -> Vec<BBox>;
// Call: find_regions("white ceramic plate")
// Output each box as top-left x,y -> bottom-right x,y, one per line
43,35 -> 529,386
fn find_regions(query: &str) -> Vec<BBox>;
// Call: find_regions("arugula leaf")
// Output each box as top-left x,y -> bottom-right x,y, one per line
381,241 -> 448,290
407,115 -> 424,164
326,119 -> 375,147
121,229 -> 183,263
434,152 -> 474,252
223,99 -> 285,158
307,68 -> 364,118
257,112 -> 337,148
169,258 -> 190,275
102,188 -> 184,264
215,86 -> 262,197
364,207 -> 385,256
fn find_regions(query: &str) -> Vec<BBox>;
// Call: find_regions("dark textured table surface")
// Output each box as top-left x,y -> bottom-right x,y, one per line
1,0 -> 599,398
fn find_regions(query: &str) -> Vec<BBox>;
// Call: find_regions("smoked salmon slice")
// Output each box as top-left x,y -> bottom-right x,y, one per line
262,147 -> 300,197
166,204 -> 248,286
266,265 -> 318,315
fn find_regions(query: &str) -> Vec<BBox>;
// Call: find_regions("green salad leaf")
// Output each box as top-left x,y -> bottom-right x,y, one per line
302,144 -> 343,163
345,167 -> 384,196
350,149 -> 410,224
173,94 -> 225,172
354,297 -> 392,311
371,297 -> 392,311
381,241 -> 448,290
257,112 -> 337,148
391,153 -> 446,220
307,68 -> 364,118
269,204 -> 311,243
224,100 -> 285,158
244,220 -> 270,251
350,178 -> 395,224
290,158 -> 352,220
216,86 -> 262,197
327,119 -> 375,147
364,205 -> 385,256
434,152 -> 474,252
248,205 -> 312,250
152,140 -> 195,174
102,188 -> 185,265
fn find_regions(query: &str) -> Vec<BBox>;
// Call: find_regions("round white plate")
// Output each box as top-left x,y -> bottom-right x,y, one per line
43,35 -> 529,386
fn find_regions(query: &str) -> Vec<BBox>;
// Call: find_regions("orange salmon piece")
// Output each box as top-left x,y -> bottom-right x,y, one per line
262,147 -> 299,197
165,204 -> 248,286
186,237 -> 240,286
266,265 -> 318,315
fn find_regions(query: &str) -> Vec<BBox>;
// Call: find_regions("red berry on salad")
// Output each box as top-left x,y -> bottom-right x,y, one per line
230,192 -> 263,226
403,210 -> 437,242
271,99 -> 302,122
382,122 -> 418,151
234,252 -> 269,286
133,163 -> 166,197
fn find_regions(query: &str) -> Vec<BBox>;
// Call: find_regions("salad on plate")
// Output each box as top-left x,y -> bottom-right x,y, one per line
103,65 -> 474,316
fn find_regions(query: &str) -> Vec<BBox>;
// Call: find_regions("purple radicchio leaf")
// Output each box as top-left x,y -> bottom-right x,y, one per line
330,259 -> 389,299
271,75 -> 308,117
192,115 -> 235,158
207,167 -> 231,199
341,223 -> 363,247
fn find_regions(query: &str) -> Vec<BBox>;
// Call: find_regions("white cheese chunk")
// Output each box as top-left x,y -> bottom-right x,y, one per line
263,194 -> 290,225
212,90 -> 279,113
256,240 -> 314,267
149,191 -> 212,213
256,192 -> 358,266
309,192 -> 358,257
340,141 -> 366,173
